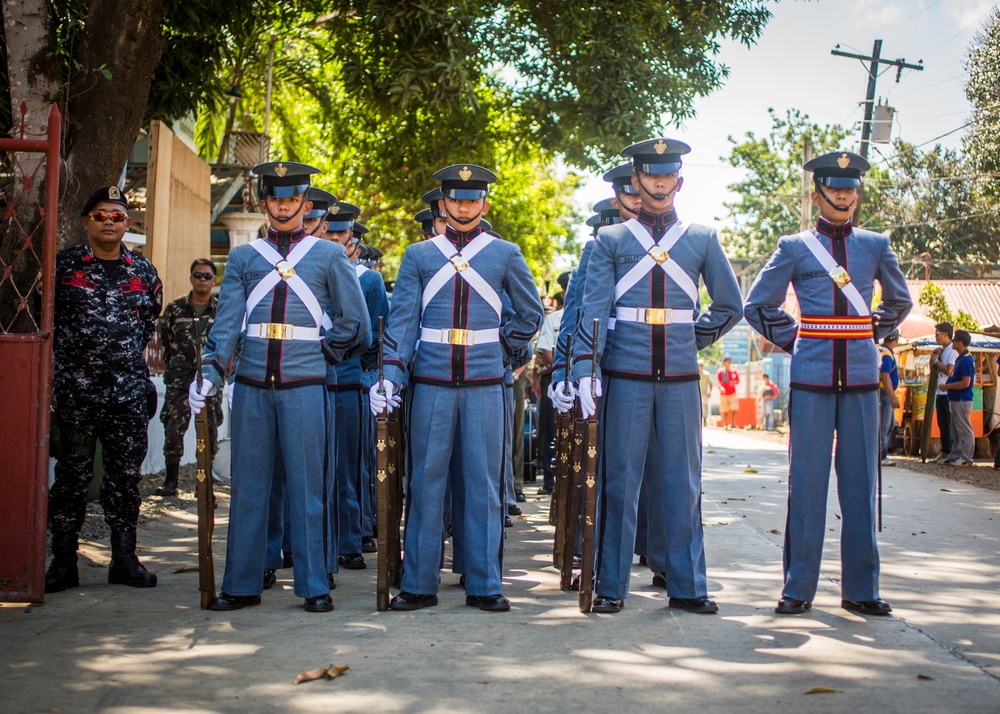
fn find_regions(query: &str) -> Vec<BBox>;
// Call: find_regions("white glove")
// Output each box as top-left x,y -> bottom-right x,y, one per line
226,381 -> 235,411
577,376 -> 603,420
369,380 -> 398,415
549,381 -> 576,414
188,379 -> 217,414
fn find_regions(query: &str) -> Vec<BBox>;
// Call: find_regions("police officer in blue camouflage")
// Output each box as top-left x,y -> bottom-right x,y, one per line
744,151 -> 912,616
46,185 -> 163,593
571,139 -> 742,614
189,161 -> 369,613
371,164 -> 543,612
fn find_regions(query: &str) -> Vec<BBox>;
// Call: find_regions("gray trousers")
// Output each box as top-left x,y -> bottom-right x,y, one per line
948,400 -> 975,463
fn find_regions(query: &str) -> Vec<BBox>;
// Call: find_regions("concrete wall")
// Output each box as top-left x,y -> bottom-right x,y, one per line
146,120 -> 212,304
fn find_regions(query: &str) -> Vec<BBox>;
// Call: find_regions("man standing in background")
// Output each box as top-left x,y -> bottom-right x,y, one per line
717,356 -> 739,429
931,322 -> 957,461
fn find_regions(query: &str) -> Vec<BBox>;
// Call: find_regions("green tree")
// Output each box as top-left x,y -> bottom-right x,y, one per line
917,282 -> 979,331
720,108 -> 851,257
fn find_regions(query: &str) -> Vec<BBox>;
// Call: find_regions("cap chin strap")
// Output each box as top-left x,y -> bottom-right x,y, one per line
264,194 -> 308,225
615,190 -> 639,219
636,174 -> 679,204
816,184 -> 858,216
444,205 -> 483,227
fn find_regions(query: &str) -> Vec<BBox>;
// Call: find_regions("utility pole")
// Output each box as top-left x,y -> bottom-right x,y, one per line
831,41 -> 923,222
800,135 -> 813,231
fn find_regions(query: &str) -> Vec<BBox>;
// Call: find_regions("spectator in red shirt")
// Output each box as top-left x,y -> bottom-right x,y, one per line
760,373 -> 779,430
717,356 -> 740,430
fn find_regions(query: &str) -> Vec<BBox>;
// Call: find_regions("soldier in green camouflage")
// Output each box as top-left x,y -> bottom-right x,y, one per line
157,258 -> 223,496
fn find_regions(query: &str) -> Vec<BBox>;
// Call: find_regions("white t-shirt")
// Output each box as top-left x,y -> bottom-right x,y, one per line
535,309 -> 563,353
935,342 -> 958,396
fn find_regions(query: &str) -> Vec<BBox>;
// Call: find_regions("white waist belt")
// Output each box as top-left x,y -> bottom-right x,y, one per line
247,323 -> 322,341
419,327 -> 500,346
613,307 -> 695,326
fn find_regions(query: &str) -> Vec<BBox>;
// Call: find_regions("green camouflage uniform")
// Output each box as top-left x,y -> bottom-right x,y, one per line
159,292 -> 223,465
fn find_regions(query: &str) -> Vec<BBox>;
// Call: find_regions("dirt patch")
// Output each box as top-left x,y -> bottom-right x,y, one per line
890,456 -> 1000,493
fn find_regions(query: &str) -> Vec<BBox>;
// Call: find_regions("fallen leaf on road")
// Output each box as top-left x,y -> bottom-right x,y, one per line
940,489 -> 952,492
478,681 -> 491,685
295,664 -> 350,684
744,469 -> 758,474
805,687 -> 841,694
835,514 -> 841,520
769,529 -> 781,534
172,566 -> 199,574
707,450 -> 716,454
917,674 -> 934,680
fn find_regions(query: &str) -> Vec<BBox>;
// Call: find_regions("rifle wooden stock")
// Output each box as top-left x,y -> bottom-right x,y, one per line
551,409 -> 573,568
578,414 -> 598,612
387,407 -> 404,588
376,412 -> 391,611
194,410 -> 216,609
560,416 -> 584,591
921,361 -> 939,462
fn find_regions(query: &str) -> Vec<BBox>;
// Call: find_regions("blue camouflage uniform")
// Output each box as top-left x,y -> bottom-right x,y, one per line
744,213 -> 911,605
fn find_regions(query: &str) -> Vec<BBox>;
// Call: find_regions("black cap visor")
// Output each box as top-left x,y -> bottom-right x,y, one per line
443,187 -> 488,200
816,175 -> 861,188
305,208 -> 327,219
635,160 -> 682,175
614,182 -> 640,196
264,183 -> 311,199
326,219 -> 354,231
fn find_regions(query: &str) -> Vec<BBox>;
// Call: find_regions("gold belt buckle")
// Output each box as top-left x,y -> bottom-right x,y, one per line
261,323 -> 292,340
829,266 -> 851,289
642,308 -> 669,325
450,255 -> 470,272
443,328 -> 472,345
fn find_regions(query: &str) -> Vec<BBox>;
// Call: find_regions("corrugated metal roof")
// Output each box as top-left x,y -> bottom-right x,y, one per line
906,280 -> 1000,329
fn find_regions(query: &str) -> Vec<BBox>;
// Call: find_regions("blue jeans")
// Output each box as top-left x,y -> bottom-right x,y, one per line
880,392 -> 896,461
762,399 -> 775,430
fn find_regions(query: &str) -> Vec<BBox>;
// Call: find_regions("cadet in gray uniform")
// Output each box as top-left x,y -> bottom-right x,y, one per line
371,164 -> 543,612
744,151 -> 911,616
571,139 -> 742,614
189,161 -> 369,613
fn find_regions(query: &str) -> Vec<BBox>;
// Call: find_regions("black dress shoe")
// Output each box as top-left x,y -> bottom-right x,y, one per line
209,593 -> 262,611
263,568 -> 276,590
504,516 -> 513,528
652,572 -> 667,589
638,554 -> 648,566
537,486 -> 553,495
668,596 -> 718,614
388,592 -> 438,610
842,598 -> 892,616
339,554 -> 366,570
361,536 -> 378,553
507,504 -> 522,516
466,594 -> 511,612
459,575 -> 466,588
775,597 -> 811,615
515,490 -> 526,503
591,596 -> 625,613
304,594 -> 334,612
281,552 -> 294,569
328,573 -> 337,590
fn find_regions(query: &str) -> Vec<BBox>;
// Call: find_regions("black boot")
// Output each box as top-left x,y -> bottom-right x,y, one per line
45,532 -> 80,593
156,462 -> 179,496
108,530 -> 157,588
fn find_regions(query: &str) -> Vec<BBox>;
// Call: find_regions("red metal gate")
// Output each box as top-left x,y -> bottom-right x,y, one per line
0,103 -> 61,603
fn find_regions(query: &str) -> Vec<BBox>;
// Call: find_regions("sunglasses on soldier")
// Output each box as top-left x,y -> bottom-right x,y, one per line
86,210 -> 128,223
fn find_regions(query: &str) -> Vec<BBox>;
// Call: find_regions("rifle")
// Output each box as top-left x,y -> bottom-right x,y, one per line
552,332 -> 573,569
375,316 -> 391,611
578,319 -> 600,612
193,317 -> 216,610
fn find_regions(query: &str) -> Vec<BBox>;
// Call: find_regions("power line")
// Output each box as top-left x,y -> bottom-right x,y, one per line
873,0 -> 943,35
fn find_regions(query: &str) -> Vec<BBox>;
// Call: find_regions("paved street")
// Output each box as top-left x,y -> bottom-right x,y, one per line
2,427 -> 998,713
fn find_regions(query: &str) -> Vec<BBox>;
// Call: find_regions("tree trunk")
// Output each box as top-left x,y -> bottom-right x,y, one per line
59,0 -> 165,248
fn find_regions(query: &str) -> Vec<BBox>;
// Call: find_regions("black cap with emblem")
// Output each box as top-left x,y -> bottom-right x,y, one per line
804,151 -> 870,188
602,162 -> 640,196
593,198 -> 620,226
81,185 -> 129,216
415,208 -> 435,235
325,201 -> 360,232
432,164 -> 498,200
585,213 -> 601,237
305,188 -> 338,220
351,221 -> 369,245
421,187 -> 446,218
253,161 -> 320,200
621,138 -> 691,175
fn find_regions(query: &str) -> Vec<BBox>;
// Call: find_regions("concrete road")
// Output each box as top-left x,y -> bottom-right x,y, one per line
2,427 -> 998,713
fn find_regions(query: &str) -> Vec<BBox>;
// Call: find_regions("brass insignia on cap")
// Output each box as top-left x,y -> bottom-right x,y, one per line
108,186 -> 121,199
837,153 -> 850,169
329,203 -> 339,214
275,162 -> 288,177
458,166 -> 472,181
653,139 -> 668,155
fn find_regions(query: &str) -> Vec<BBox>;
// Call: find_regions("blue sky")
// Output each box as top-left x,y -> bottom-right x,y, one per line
571,0 -> 996,248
